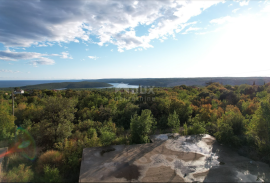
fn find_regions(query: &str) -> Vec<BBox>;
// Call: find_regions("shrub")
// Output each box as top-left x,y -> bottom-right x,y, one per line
167,110 -> 180,133
182,123 -> 188,136
54,138 -> 94,172
2,164 -> 33,182
214,123 -> 234,145
4,153 -> 31,171
130,109 -> 156,144
187,114 -> 207,135
87,128 -> 97,139
100,131 -> 116,146
112,136 -> 127,145
36,150 -> 63,173
219,105 -> 246,136
41,165 -> 61,182
188,121 -> 207,135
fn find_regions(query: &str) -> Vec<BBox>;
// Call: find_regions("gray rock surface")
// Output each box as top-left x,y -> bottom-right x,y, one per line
79,134 -> 270,182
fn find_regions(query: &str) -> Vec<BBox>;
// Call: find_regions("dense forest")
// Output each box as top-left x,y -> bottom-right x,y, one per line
0,82 -> 270,182
1,81 -> 112,90
86,77 -> 270,87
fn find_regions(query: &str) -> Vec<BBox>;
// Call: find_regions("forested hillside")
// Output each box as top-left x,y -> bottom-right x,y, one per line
0,82 -> 270,182
19,81 -> 112,90
86,77 -> 270,87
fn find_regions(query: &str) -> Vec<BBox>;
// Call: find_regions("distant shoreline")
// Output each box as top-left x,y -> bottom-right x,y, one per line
1,77 -> 270,89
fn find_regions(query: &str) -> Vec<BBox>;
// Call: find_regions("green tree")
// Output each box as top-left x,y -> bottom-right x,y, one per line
214,105 -> 245,146
187,114 -> 207,135
34,97 -> 77,149
130,109 -> 156,144
169,99 -> 192,124
167,110 -> 180,133
251,97 -> 270,146
0,99 -> 16,141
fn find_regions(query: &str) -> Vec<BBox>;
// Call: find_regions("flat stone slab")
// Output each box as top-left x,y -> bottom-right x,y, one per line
79,134 -> 270,182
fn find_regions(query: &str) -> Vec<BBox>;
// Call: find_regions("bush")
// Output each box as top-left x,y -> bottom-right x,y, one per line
87,128 -> 97,139
113,136 -> 127,145
130,109 -> 156,144
157,115 -> 168,129
4,153 -> 31,171
219,105 -> 246,136
214,123 -> 234,145
41,165 -> 61,182
54,138 -> 91,172
167,110 -> 180,133
100,131 -> 116,146
187,114 -> 207,135
2,164 -> 33,182
182,123 -> 188,136
188,121 -> 207,135
36,150 -> 63,173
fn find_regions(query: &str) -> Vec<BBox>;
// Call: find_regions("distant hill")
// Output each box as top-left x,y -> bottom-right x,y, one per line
85,77 -> 270,87
20,81 -> 112,90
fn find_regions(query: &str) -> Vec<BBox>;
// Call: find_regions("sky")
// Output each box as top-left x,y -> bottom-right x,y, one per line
0,0 -> 270,80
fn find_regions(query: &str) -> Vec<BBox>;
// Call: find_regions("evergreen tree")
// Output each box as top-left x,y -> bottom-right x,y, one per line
130,109 -> 156,144
34,97 -> 77,149
167,110 -> 180,133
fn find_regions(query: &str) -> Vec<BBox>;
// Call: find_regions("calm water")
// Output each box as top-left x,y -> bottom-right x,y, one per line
0,80 -> 139,89
108,83 -> 139,88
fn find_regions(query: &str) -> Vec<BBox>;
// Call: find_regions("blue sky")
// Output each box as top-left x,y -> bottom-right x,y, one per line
0,0 -> 270,80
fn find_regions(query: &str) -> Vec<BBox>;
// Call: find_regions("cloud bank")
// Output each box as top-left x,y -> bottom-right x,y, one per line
0,0 -> 221,52
0,49 -> 73,65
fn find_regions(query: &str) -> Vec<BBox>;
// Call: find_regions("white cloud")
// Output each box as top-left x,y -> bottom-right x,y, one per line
210,16 -> 234,24
0,0 -> 222,52
0,49 -> 46,61
37,43 -> 48,47
228,4 -> 233,7
195,27 -> 223,35
47,43 -> 54,47
261,5 -> 270,12
239,0 -> 249,6
61,52 -> 73,59
0,49 -> 72,66
88,56 -> 98,60
0,69 -> 20,73
111,49 -> 113,52
28,57 -> 55,67
182,27 -> 201,34
232,8 -> 240,13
